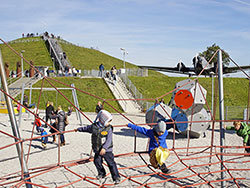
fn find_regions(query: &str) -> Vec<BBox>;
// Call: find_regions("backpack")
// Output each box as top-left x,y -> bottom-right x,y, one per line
64,115 -> 69,126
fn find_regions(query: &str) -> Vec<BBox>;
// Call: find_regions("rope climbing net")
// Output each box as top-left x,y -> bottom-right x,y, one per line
0,39 -> 250,187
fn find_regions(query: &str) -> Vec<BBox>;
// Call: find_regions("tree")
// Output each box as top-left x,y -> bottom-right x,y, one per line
199,43 -> 230,66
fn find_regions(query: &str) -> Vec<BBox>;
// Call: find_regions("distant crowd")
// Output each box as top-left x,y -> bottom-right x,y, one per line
21,31 -> 61,40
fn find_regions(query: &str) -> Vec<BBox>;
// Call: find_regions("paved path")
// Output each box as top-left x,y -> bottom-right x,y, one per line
8,77 -> 41,98
104,77 -> 141,114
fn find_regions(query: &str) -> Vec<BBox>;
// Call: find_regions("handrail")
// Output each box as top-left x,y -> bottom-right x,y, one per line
47,38 -> 65,71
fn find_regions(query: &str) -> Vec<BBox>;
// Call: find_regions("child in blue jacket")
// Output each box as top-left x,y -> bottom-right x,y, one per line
127,121 -> 170,173
40,128 -> 48,149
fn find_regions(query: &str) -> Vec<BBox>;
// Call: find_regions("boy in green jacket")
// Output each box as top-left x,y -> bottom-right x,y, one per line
226,121 -> 250,154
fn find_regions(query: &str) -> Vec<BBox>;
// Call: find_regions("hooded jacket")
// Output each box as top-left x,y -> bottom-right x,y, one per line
50,110 -> 66,132
128,123 -> 168,153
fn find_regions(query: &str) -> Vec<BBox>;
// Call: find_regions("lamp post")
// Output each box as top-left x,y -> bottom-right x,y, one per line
120,48 -> 128,69
20,50 -> 25,77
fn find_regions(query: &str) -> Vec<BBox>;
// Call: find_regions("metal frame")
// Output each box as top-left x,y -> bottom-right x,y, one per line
18,84 -> 83,127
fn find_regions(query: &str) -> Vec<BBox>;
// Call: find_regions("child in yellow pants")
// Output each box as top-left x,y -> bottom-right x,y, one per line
127,121 -> 170,173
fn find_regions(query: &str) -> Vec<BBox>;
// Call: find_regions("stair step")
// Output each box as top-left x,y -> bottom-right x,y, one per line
104,77 -> 141,113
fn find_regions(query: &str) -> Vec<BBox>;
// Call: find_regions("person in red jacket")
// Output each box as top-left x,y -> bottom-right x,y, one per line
34,114 -> 42,133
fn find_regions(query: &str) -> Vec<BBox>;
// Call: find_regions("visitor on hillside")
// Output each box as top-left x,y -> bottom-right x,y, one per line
68,67 -> 72,76
25,70 -> 29,77
98,64 -> 104,77
46,69 -> 50,77
95,101 -> 103,113
11,70 -> 15,78
127,121 -> 171,173
58,69 -> 63,77
105,71 -> 110,80
72,67 -> 77,76
75,110 -> 121,184
225,121 -> 250,154
63,52 -> 67,59
111,65 -> 117,83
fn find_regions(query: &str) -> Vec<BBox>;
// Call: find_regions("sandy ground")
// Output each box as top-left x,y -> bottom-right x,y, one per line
0,111 -> 250,188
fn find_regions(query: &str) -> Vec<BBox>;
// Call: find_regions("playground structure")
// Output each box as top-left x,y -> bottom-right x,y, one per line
16,83 -> 83,127
146,79 -> 211,138
0,38 -> 250,187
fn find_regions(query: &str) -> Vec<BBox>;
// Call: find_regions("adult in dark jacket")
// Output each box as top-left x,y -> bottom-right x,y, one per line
50,106 -> 67,146
49,106 -> 72,143
45,101 -> 55,127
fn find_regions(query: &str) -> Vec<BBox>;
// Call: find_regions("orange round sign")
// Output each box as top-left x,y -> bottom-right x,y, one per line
174,90 -> 193,109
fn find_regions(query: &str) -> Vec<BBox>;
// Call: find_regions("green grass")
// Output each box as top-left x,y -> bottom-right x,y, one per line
0,37 -> 53,71
59,41 -> 137,71
20,77 -> 123,113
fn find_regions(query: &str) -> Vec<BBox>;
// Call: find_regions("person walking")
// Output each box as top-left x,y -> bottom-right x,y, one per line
98,64 -> 104,77
45,101 -> 55,128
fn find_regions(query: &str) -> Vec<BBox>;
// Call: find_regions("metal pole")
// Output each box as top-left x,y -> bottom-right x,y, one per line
21,50 -> 25,77
123,51 -> 125,69
211,74 -> 214,116
0,50 -> 32,187
120,48 -> 127,69
18,83 -> 25,127
21,53 -> 23,77
28,84 -> 32,119
218,49 -> 225,187
71,84 -> 82,126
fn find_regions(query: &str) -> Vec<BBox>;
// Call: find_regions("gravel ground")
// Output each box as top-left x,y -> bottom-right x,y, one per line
0,111 -> 249,188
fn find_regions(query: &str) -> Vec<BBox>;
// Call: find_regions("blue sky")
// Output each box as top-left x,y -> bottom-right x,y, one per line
1,0 -> 250,76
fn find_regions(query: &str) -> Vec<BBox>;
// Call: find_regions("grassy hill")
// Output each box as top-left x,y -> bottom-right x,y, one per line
21,77 -> 123,113
59,40 -> 137,71
0,37 -> 53,71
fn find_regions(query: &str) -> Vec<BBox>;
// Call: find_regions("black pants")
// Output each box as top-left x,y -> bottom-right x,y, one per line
60,134 -> 65,143
94,152 -> 120,181
45,115 -> 51,127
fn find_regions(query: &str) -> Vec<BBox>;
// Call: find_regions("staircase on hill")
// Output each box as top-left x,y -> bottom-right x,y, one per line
7,77 -> 41,98
43,34 -> 71,72
104,76 -> 141,114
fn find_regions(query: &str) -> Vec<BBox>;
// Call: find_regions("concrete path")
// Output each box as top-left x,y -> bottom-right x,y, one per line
104,76 -> 141,114
8,77 -> 41,98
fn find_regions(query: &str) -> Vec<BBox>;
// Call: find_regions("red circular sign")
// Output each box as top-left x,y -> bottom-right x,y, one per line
174,90 -> 194,109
